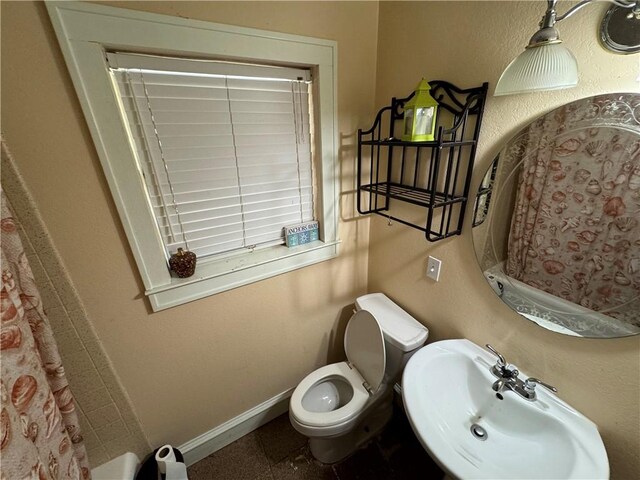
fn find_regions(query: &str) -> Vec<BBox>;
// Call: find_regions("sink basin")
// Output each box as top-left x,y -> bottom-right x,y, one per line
402,339 -> 609,479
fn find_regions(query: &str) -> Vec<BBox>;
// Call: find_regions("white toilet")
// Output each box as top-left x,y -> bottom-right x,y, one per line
289,293 -> 428,463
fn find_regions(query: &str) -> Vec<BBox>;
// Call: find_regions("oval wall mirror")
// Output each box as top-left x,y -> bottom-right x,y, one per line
600,5 -> 640,54
472,93 -> 640,338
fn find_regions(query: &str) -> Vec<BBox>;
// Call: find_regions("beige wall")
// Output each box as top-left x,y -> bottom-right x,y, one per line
3,0 -> 640,477
372,2 -> 639,479
1,0 -> 377,448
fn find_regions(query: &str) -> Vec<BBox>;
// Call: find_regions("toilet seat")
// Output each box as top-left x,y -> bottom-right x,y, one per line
344,310 -> 386,393
290,310 -> 387,430
290,362 -> 369,428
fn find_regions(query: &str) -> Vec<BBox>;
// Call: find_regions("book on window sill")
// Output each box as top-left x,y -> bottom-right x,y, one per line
284,221 -> 319,247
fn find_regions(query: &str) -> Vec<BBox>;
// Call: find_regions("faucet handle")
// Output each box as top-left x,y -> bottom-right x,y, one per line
485,344 -> 507,368
524,377 -> 558,394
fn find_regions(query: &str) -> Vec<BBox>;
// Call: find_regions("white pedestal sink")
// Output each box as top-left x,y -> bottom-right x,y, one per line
402,339 -> 609,479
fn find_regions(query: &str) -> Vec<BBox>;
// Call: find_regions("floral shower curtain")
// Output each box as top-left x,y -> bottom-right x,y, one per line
505,94 -> 640,323
1,190 -> 91,479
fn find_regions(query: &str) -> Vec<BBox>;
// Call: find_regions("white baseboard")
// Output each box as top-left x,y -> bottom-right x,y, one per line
178,388 -> 294,467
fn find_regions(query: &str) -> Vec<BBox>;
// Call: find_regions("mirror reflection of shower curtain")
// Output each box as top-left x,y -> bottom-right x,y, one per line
505,110 -> 640,324
0,189 -> 91,479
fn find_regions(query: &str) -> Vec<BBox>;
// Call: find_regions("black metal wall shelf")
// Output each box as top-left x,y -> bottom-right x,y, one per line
357,80 -> 488,241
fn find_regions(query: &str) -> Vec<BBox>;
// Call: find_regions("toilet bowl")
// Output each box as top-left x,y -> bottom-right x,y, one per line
289,293 -> 428,463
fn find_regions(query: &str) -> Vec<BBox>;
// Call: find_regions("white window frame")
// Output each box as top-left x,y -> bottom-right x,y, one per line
46,1 -> 339,311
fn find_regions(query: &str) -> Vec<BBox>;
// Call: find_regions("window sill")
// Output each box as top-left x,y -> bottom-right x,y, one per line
145,240 -> 340,311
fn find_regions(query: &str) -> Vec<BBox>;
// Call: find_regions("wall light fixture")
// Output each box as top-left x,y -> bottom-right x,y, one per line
494,0 -> 640,96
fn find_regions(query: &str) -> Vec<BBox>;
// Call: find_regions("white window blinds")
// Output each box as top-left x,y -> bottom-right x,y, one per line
107,53 -> 314,260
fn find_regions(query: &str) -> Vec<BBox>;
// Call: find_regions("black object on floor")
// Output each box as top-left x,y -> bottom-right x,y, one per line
135,446 -> 185,480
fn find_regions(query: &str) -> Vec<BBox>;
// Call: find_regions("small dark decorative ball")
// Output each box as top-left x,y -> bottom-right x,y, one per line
169,248 -> 197,278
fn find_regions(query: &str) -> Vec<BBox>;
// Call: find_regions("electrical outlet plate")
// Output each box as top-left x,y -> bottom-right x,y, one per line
427,256 -> 442,281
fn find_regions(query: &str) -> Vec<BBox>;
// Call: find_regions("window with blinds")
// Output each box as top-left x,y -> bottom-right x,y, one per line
108,53 -> 315,261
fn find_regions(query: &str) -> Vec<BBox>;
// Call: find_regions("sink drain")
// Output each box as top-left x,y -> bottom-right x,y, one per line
470,424 -> 488,441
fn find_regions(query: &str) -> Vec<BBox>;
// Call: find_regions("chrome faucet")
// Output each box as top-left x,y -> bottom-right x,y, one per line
491,368 -> 519,393
486,344 -> 520,392
521,377 -> 558,400
485,344 -> 558,401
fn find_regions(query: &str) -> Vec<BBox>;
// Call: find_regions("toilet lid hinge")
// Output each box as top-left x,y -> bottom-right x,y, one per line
363,381 -> 374,396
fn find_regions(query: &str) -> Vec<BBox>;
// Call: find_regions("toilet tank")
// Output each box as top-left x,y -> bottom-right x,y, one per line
355,293 -> 428,382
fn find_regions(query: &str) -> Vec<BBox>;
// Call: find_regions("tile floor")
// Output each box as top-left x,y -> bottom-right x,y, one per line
186,407 -> 443,479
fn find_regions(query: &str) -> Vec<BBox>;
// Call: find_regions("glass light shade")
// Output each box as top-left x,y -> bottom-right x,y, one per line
494,43 -> 578,96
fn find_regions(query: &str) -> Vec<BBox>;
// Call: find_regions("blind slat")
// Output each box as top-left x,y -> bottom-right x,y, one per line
108,52 -> 311,81
116,75 -> 305,93
235,144 -> 298,157
131,122 -> 299,138
142,98 -> 232,113
124,83 -> 230,100
151,188 -> 313,211
161,135 -> 235,150
137,145 -> 237,161
156,197 -> 313,227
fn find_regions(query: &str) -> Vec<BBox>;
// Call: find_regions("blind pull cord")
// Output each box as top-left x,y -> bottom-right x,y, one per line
225,76 -> 250,250
138,71 -> 190,250
292,80 -> 305,223
125,71 -> 179,247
